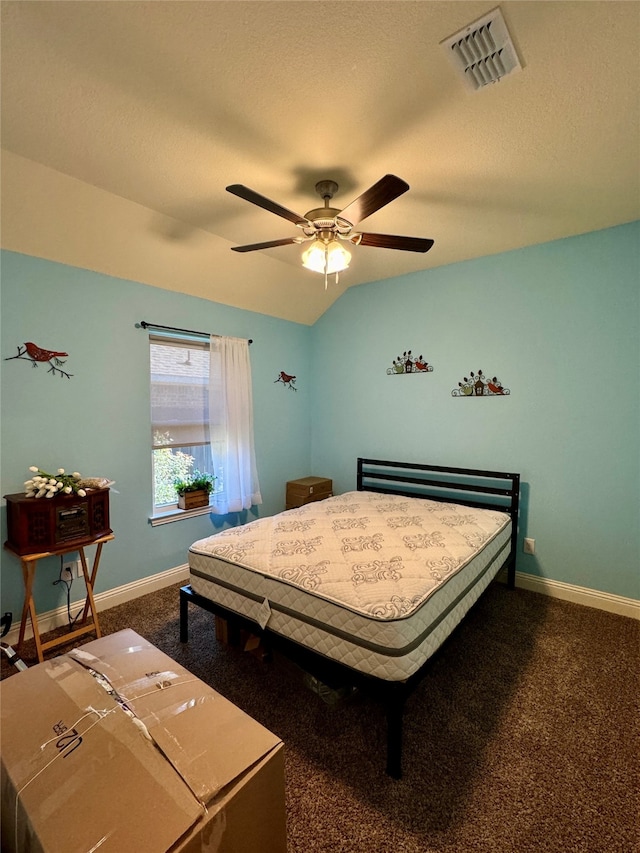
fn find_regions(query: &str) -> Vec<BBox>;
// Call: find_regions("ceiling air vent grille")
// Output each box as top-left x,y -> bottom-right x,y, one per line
441,6 -> 522,91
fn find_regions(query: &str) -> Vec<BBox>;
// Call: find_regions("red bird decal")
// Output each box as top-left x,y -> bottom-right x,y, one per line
4,342 -> 73,378
24,342 -> 69,362
275,371 -> 297,390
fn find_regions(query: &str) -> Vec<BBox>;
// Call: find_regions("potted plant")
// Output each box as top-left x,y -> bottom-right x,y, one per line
174,471 -> 216,510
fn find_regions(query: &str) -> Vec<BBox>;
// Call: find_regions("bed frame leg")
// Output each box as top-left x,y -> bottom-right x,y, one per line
386,687 -> 407,779
179,585 -> 189,643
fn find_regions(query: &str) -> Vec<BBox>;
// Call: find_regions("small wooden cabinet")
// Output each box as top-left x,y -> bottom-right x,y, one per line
286,477 -> 332,510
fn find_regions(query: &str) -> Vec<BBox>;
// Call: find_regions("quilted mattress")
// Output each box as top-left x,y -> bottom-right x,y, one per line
189,491 -> 511,681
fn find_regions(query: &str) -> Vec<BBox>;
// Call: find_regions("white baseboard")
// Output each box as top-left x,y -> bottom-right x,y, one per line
2,564 -> 190,647
3,563 -> 638,648
512,570 -> 640,620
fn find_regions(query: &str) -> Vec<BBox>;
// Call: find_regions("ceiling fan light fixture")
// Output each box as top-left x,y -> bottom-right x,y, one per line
226,175 -> 433,284
301,238 -> 351,275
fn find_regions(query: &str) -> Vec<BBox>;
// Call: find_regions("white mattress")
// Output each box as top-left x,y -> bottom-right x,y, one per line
189,491 -> 511,681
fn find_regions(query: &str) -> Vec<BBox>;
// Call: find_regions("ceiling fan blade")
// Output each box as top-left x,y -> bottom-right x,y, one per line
357,233 -> 435,253
338,175 -> 410,226
226,185 -> 309,227
231,237 -> 300,253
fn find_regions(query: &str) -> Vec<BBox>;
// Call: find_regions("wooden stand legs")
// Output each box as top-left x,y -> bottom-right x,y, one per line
13,535 -> 113,663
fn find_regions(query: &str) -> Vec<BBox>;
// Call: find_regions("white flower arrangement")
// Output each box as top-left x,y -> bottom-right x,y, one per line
25,466 -> 87,499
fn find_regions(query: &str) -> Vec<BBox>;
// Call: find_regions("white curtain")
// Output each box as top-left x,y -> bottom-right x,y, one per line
208,335 -> 262,514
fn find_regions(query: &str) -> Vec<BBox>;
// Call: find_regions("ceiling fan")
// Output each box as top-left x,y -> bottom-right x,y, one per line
226,175 -> 434,287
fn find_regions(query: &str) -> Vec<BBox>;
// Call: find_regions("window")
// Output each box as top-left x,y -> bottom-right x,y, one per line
149,332 -> 261,520
150,335 -> 219,513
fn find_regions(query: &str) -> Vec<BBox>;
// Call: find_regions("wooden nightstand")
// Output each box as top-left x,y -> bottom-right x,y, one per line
286,477 -> 332,510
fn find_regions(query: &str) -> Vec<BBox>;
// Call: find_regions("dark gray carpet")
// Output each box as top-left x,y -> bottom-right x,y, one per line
2,583 -> 639,853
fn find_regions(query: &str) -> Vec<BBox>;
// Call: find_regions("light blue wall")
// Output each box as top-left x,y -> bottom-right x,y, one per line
2,222 -> 639,618
310,222 -> 640,600
0,252 -> 311,615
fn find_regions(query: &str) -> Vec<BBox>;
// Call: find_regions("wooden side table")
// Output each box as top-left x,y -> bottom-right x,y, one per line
286,477 -> 333,510
5,533 -> 114,663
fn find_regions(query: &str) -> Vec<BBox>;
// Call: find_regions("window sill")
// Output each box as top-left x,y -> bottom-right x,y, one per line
149,504 -> 212,527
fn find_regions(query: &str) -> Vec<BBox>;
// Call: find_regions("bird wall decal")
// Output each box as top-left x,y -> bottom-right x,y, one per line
274,370 -> 297,390
4,342 -> 73,378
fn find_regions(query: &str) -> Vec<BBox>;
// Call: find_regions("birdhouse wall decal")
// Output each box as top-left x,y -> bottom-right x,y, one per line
451,369 -> 510,396
386,350 -> 433,375
4,342 -> 73,378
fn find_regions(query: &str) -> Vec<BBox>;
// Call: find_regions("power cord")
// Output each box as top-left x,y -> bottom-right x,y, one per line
54,555 -> 84,629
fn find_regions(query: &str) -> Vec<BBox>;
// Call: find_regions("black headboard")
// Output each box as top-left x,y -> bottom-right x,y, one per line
357,457 -> 520,585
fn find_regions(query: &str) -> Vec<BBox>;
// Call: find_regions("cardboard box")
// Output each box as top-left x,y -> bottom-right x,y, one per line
0,630 -> 286,853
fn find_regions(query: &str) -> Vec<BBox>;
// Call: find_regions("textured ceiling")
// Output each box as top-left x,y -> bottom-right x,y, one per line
1,1 -> 639,324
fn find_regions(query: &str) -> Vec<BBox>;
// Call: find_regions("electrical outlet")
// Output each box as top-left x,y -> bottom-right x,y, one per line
61,563 -> 74,582
523,537 -> 536,555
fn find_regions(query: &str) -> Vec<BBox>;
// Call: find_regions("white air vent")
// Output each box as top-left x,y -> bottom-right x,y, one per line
441,6 -> 522,91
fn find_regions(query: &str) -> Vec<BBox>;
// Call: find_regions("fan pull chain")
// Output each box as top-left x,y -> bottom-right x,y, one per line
321,238 -> 341,289
324,245 -> 328,290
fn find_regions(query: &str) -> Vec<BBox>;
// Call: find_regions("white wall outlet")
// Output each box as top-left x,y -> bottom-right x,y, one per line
61,563 -> 74,582
523,538 -> 536,555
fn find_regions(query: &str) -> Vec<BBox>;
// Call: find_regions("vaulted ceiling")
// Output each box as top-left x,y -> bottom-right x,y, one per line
1,1 -> 639,324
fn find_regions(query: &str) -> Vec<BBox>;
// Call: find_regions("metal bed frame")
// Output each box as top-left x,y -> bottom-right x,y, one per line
180,458 -> 520,778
